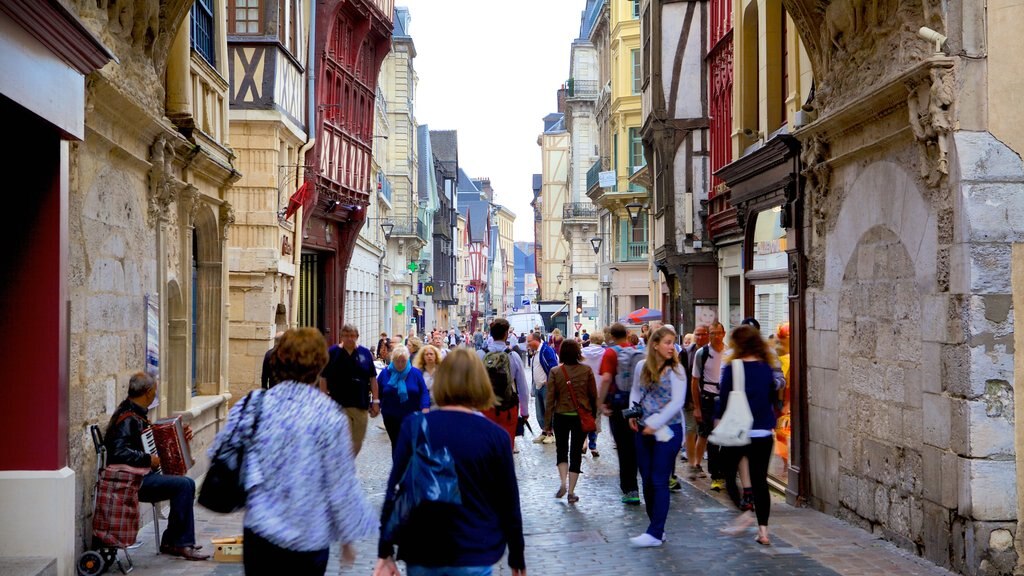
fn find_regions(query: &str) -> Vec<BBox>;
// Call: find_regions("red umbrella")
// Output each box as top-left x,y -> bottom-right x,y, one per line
622,307 -> 662,323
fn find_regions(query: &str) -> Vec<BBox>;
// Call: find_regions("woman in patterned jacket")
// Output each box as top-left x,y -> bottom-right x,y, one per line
211,328 -> 376,575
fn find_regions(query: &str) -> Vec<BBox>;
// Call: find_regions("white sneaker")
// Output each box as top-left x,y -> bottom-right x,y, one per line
542,434 -> 555,444
532,435 -> 546,444
629,533 -> 663,548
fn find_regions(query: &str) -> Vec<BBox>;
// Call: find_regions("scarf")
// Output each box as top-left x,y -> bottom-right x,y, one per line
388,361 -> 413,403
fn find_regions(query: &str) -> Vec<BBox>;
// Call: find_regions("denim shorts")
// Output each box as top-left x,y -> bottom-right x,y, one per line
406,566 -> 492,576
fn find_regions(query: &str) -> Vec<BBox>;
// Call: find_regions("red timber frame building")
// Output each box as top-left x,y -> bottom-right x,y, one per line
706,0 -> 738,241
301,0 -> 392,339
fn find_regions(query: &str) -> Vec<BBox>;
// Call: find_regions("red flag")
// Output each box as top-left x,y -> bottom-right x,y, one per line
284,181 -> 316,220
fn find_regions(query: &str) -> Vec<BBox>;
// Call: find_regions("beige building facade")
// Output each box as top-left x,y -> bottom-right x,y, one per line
226,1 -> 311,397
537,122 -> 572,333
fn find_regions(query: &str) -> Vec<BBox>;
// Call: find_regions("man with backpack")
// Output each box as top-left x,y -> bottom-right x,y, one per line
527,330 -> 558,444
479,318 -> 529,452
691,321 -> 727,491
605,323 -> 645,505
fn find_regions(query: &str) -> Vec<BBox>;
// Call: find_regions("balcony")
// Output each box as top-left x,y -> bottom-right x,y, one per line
377,173 -> 393,205
563,202 -> 598,220
706,185 -> 742,243
566,78 -> 600,99
618,239 -> 649,262
586,159 -> 603,193
391,216 -> 429,244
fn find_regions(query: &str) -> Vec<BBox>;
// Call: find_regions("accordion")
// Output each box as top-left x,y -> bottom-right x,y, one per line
141,416 -> 193,476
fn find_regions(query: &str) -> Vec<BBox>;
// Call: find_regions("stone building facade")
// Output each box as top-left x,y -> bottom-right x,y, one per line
226,0 -> 311,399
777,0 -> 1024,573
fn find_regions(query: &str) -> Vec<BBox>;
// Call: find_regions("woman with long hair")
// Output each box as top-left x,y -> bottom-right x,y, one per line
544,340 -> 598,504
414,345 -> 442,407
374,348 -> 526,576
211,328 -> 375,574
627,326 -> 686,547
378,345 -> 431,450
716,325 -> 779,546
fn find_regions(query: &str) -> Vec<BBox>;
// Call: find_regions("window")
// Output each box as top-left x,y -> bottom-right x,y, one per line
631,49 -> 641,94
641,4 -> 650,85
191,0 -> 216,65
629,128 -> 644,173
632,0 -> 640,19
231,0 -> 261,34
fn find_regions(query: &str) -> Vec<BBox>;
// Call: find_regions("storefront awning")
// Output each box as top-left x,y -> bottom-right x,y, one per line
550,302 -> 568,316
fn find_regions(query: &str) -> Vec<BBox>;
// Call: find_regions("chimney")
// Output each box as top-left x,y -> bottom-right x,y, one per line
557,88 -> 567,114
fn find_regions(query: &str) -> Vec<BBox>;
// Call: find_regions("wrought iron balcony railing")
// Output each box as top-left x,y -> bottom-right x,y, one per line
586,159 -> 603,193
563,202 -> 598,220
566,78 -> 600,99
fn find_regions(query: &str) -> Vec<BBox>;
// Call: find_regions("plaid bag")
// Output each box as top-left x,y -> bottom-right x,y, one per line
92,464 -> 149,548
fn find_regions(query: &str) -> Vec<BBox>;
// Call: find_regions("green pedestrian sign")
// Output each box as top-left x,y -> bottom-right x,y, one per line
395,302 -> 406,314
407,261 -> 418,272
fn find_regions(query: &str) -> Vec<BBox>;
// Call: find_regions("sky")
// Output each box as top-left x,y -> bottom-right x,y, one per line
396,0 -> 587,243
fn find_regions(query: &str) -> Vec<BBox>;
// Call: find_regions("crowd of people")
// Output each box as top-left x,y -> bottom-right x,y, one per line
101,313 -> 790,575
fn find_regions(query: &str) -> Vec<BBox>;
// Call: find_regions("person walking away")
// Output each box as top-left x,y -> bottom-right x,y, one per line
322,324 -> 380,456
474,329 -> 485,351
480,318 -> 530,452
715,325 -> 779,545
414,344 -> 442,408
374,348 -> 527,576
692,322 -> 727,491
544,340 -> 598,503
527,331 -> 557,444
104,372 -> 209,560
261,331 -> 285,389
580,332 -> 614,457
211,328 -> 376,574
377,345 -> 431,451
605,323 -> 645,505
627,327 -> 687,547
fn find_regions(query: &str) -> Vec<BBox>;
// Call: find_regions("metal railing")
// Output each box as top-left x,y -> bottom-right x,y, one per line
566,78 -> 600,98
378,174 -> 392,204
563,202 -> 598,220
391,217 -> 428,243
586,159 -> 603,192
618,240 -> 648,262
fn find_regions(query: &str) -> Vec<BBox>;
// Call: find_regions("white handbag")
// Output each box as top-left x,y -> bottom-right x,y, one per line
708,359 -> 753,447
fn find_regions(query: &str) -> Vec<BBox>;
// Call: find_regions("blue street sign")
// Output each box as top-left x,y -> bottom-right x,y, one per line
522,299 -> 530,306
466,285 -> 476,293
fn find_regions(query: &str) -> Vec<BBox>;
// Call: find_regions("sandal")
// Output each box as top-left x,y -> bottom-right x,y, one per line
567,493 -> 580,504
755,535 -> 771,546
555,486 -> 567,499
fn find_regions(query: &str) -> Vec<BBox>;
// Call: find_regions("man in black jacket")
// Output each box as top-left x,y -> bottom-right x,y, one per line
104,372 -> 208,560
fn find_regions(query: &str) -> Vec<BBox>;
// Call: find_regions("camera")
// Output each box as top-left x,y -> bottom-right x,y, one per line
621,402 -> 644,422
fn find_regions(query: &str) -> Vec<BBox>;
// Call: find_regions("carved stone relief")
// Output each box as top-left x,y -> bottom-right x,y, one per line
906,67 -> 953,188
220,203 -> 236,241
813,0 -> 946,117
801,134 -> 833,237
148,134 -> 177,224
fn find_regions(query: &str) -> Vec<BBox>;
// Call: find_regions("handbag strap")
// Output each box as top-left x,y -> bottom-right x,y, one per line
731,359 -> 746,393
561,365 -> 584,414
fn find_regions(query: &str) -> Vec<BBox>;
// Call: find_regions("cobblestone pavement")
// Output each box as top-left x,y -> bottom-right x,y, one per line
114,413 -> 956,576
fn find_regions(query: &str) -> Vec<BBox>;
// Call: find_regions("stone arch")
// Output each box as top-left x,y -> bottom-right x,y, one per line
825,160 -> 937,292
165,279 -> 187,412
837,225 -> 925,542
192,203 -> 222,396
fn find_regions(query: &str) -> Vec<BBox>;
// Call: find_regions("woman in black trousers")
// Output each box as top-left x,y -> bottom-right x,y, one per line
715,325 -> 779,545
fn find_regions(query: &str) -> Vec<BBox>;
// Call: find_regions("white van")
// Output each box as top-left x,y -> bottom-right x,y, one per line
506,312 -> 544,339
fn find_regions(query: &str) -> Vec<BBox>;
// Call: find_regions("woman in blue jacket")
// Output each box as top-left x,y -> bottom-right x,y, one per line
378,345 -> 431,452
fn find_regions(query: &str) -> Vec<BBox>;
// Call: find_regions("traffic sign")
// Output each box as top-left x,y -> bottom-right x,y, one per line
466,285 -> 476,293
574,322 -> 583,331
522,299 -> 530,306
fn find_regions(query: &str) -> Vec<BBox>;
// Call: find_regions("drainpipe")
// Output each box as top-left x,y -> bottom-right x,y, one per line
290,1 -> 317,328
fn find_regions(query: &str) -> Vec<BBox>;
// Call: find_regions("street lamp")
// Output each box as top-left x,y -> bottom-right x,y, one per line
556,273 -> 564,284
590,236 -> 603,254
380,221 -> 394,239
625,202 -> 644,227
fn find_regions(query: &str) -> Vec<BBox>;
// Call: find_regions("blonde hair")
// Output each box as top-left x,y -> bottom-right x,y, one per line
391,345 -> 410,362
431,348 -> 496,410
414,344 -> 442,372
589,332 -> 605,346
641,326 -> 681,387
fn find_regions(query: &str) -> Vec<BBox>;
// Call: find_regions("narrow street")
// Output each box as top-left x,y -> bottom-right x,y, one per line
121,412 -> 953,576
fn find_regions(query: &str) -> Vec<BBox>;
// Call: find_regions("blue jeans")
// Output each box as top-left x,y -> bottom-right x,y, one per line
533,383 -> 547,429
137,473 -> 196,548
407,566 -> 492,576
635,423 -> 684,540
